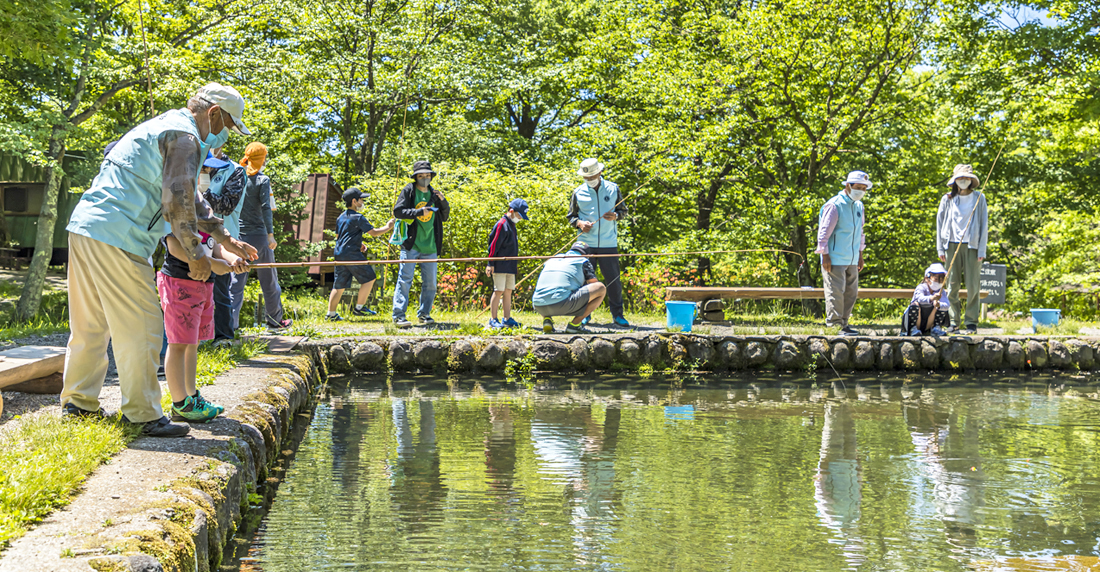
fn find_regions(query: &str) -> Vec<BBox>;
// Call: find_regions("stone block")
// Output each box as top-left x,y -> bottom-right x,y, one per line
448,340 -> 476,371
687,338 -> 716,365
414,340 -> 448,368
853,341 -> 875,370
718,340 -> 744,369
1006,341 -> 1025,369
389,340 -> 413,370
876,342 -> 896,371
533,340 -> 572,370
972,340 -> 1004,369
920,340 -> 940,369
899,341 -> 920,369
1048,340 -> 1071,368
1066,339 -> 1095,369
351,342 -> 385,371
808,338 -> 830,370
773,341 -> 804,370
643,336 -> 666,365
618,339 -> 641,366
1026,340 -> 1049,368
942,340 -> 972,369
745,341 -> 770,367
570,339 -> 590,370
476,342 -> 505,370
830,341 -> 851,369
327,344 -> 352,373
502,339 -> 527,361
591,338 -> 616,369
668,338 -> 688,364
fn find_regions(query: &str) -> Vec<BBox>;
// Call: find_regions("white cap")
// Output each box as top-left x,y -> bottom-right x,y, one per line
577,158 -> 604,178
925,262 -> 947,276
196,83 -> 250,136
845,170 -> 872,189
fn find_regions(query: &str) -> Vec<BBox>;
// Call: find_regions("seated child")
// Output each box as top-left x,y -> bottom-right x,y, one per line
158,231 -> 248,422
903,262 -> 950,336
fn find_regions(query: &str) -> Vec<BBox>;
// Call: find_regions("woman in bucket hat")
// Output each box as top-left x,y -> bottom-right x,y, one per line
935,164 -> 988,335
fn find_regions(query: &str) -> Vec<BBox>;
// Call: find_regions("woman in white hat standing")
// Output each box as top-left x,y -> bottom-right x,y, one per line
935,164 -> 988,335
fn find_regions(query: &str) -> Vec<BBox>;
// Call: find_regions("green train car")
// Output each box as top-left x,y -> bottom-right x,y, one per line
0,153 -> 86,265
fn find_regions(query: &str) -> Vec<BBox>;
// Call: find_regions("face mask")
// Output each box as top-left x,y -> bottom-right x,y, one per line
416,176 -> 430,187
956,178 -> 971,190
198,173 -> 211,193
930,280 -> 943,292
849,188 -> 866,201
510,213 -> 523,223
203,128 -> 229,155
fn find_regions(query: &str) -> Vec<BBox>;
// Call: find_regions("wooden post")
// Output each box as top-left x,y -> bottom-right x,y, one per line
981,302 -> 987,323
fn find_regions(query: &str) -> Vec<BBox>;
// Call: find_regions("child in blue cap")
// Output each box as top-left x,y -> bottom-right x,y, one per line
486,198 -> 530,329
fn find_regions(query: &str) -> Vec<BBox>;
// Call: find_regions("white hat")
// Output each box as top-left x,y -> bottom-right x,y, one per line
925,262 -> 947,277
845,170 -> 873,189
577,158 -> 604,178
196,83 -> 251,136
946,164 -> 980,187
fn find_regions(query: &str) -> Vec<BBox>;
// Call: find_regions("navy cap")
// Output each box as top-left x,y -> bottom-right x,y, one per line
508,198 -> 529,220
342,187 -> 366,202
203,151 -> 231,170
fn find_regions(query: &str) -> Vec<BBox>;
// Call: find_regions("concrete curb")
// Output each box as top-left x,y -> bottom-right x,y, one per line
0,354 -> 320,572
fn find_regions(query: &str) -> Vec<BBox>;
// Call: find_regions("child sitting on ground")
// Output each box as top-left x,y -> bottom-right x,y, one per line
904,262 -> 950,336
326,188 -> 395,321
158,230 -> 248,422
486,198 -> 530,329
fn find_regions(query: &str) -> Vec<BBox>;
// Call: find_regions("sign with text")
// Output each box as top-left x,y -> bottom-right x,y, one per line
980,263 -> 1007,305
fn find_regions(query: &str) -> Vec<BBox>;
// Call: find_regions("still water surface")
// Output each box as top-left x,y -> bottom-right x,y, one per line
240,375 -> 1100,571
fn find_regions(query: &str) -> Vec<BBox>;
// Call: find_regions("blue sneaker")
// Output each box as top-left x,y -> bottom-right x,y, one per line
909,326 -> 922,337
580,316 -> 591,325
502,317 -> 521,328
613,316 -> 630,327
488,318 -> 503,329
931,326 -> 947,336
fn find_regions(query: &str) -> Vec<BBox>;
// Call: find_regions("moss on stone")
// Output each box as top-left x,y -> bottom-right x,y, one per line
88,557 -> 129,572
124,522 -> 195,572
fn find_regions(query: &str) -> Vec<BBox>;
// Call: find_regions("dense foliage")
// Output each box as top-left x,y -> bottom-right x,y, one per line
2,0 -> 1097,317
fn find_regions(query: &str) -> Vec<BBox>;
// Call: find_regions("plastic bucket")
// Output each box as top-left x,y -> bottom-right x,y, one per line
1031,308 -> 1061,332
666,301 -> 696,332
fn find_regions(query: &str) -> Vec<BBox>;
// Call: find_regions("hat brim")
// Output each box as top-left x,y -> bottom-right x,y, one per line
204,157 -> 231,169
230,115 -> 250,136
577,163 -> 605,178
846,180 -> 873,189
517,210 -> 529,220
412,170 -> 435,177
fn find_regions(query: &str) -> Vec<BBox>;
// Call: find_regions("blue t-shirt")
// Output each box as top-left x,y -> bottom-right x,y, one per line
334,209 -> 374,260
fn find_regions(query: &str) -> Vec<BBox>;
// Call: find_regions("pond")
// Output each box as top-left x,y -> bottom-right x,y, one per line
234,373 -> 1100,572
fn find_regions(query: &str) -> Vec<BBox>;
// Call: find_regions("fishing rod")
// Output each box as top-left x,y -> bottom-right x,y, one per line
246,248 -> 805,270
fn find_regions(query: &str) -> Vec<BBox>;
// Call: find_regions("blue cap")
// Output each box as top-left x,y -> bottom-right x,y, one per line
508,198 -> 529,220
203,151 -> 231,170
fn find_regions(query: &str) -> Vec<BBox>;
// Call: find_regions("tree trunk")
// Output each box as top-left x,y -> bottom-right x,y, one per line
15,128 -> 66,322
789,220 -> 822,317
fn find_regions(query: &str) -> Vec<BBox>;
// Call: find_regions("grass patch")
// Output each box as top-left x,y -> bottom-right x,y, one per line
0,415 -> 135,549
0,316 -> 70,343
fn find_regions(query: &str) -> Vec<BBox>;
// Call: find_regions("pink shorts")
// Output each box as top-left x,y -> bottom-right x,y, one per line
157,273 -> 215,345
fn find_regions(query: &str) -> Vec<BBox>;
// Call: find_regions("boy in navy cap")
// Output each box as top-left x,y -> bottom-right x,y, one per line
326,188 -> 394,321
486,198 -> 529,329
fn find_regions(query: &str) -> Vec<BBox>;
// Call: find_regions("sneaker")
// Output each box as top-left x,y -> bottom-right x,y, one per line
395,318 -> 412,329
565,322 -> 590,334
62,402 -> 107,420
488,318 -> 503,329
326,313 -> 344,322
580,316 -> 591,325
909,326 -> 922,337
502,317 -> 521,328
839,326 -> 859,337
267,319 -> 293,332
963,326 -> 978,335
613,316 -> 630,327
212,338 -> 234,349
931,326 -> 947,336
418,316 -> 436,326
543,317 -> 554,334
351,306 -> 377,317
123,415 -> 190,437
171,392 -> 224,423
157,364 -> 165,376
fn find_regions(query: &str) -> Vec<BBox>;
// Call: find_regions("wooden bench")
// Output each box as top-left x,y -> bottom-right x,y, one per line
0,346 -> 67,418
665,287 -> 988,302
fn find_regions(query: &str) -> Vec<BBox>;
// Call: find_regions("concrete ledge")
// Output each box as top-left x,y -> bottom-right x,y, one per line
0,354 -> 320,572
300,334 -> 1100,374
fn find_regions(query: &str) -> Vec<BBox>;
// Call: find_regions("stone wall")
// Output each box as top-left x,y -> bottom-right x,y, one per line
302,334 -> 1100,373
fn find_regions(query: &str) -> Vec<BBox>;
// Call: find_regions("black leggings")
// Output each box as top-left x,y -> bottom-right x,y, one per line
902,304 -> 949,334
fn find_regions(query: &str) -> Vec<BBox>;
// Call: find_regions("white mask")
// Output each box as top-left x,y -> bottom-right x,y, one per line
930,280 -> 943,292
956,178 -> 971,190
198,173 -> 211,193
585,178 -> 600,189
849,188 -> 866,201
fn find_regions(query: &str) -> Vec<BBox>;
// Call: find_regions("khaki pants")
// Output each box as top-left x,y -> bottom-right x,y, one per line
946,242 -> 981,329
823,264 -> 859,328
62,232 -> 164,422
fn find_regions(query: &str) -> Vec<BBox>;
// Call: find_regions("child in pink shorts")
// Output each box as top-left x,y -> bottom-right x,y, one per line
158,231 -> 247,422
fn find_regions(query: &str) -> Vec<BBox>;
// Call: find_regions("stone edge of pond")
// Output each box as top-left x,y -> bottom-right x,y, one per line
0,353 -> 320,572
301,333 -> 1100,373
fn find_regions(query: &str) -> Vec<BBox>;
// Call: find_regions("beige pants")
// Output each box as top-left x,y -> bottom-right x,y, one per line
946,242 -> 982,329
823,264 -> 859,328
62,232 -> 165,422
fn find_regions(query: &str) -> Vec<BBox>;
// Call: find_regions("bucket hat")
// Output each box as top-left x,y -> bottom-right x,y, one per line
411,160 -> 435,178
577,158 -> 604,178
946,164 -> 980,187
925,262 -> 947,277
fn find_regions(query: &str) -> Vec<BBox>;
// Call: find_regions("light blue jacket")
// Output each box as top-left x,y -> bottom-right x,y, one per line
819,190 -> 864,267
533,252 -> 589,306
566,180 -> 626,249
67,109 -> 205,258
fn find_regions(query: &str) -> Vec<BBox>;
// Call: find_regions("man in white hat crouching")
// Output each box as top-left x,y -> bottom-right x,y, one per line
816,171 -> 871,336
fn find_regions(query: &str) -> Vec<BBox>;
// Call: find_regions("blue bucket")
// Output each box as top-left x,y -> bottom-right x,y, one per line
1031,308 -> 1061,332
665,301 -> 696,332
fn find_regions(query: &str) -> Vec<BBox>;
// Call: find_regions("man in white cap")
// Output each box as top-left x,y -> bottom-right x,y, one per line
566,158 -> 629,327
61,82 -> 257,437
815,170 -> 870,336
